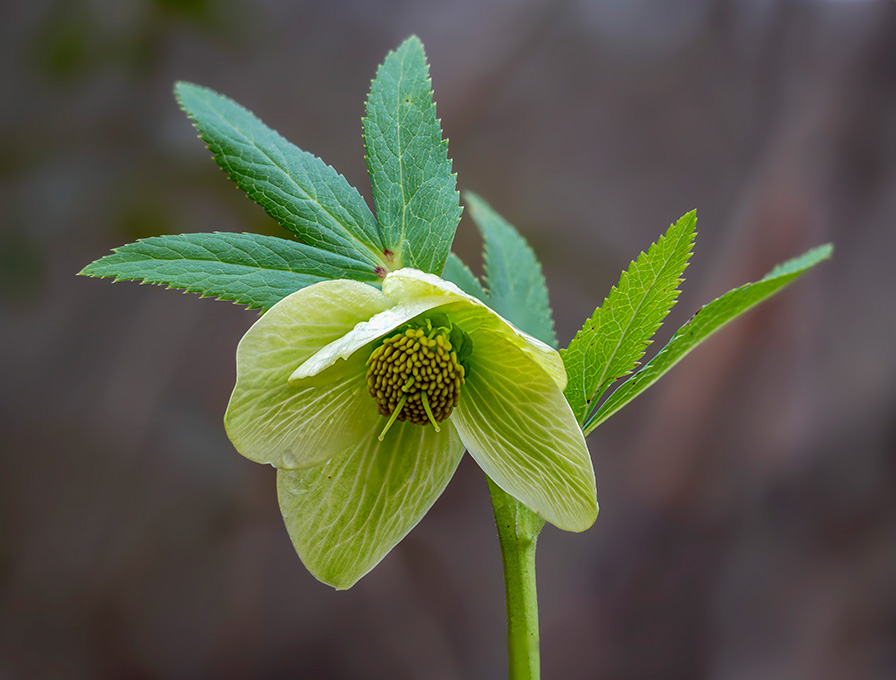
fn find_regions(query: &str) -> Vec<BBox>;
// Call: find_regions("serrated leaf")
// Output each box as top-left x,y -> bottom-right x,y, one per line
79,232 -> 383,311
562,211 -> 697,424
466,192 -> 557,346
441,252 -> 487,302
175,82 -> 388,268
583,244 -> 833,434
362,36 -> 462,275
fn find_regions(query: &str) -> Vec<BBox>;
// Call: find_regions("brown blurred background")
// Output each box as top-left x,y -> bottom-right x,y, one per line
2,0 -> 895,678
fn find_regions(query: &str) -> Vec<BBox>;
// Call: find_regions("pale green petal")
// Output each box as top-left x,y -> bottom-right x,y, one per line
289,296 -> 448,382
382,266 -> 475,301
292,268 -> 566,388
453,329 -> 597,532
384,268 -> 567,389
277,420 -> 465,589
225,280 -> 389,469
445,302 -> 566,389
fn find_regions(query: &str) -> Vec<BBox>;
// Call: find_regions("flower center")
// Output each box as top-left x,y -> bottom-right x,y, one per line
366,323 -> 467,440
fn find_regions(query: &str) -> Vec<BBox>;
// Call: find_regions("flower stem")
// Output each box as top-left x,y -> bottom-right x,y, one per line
488,477 -> 545,680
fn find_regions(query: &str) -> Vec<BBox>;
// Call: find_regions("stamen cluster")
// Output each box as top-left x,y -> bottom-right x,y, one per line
366,326 -> 466,431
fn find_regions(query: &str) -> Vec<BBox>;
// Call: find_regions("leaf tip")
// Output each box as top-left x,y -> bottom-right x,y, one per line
463,190 -> 483,209
173,80 -> 203,107
400,34 -> 426,53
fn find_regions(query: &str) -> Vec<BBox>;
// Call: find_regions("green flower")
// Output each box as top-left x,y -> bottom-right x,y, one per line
224,268 -> 597,589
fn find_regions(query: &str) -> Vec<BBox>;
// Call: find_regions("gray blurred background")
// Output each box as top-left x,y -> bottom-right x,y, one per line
2,0 -> 895,678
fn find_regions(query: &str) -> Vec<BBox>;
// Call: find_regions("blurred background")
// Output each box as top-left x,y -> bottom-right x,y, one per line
2,0 -> 895,678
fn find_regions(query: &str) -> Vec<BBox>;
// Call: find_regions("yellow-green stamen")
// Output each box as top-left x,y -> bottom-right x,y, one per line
420,391 -> 441,432
378,394 -> 407,441
366,325 -> 466,430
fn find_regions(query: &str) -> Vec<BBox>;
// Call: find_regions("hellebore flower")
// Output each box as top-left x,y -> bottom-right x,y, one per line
224,268 -> 597,588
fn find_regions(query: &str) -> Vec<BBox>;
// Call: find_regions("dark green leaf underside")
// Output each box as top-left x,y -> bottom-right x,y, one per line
466,192 -> 557,346
441,252 -> 487,302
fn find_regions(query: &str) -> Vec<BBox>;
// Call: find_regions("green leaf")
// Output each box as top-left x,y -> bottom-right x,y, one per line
442,193 -> 558,346
583,244 -> 833,435
175,82 -> 388,268
441,252 -> 487,302
562,211 -> 697,424
277,420 -> 465,589
79,232 -> 383,311
362,36 -> 461,275
466,192 -> 557,346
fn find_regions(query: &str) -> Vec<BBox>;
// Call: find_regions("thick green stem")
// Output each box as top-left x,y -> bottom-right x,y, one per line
488,477 -> 545,680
